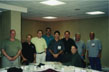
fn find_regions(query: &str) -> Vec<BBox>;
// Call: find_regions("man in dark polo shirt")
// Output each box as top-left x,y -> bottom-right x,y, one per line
62,31 -> 77,54
48,31 -> 64,62
21,34 -> 36,63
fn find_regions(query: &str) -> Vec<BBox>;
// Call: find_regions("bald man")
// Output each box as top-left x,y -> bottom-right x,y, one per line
86,32 -> 102,71
1,29 -> 22,68
75,33 -> 86,60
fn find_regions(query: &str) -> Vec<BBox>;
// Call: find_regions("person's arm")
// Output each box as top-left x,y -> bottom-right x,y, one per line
55,41 -> 64,58
54,50 -> 63,58
44,39 -> 47,52
21,52 -> 27,62
97,40 -> 102,58
48,40 -> 53,55
82,49 -> 86,56
33,44 -> 36,63
98,50 -> 102,58
12,41 -> 22,60
33,53 -> 36,63
45,48 -> 47,53
86,50 -> 88,57
12,50 -> 21,60
49,49 -> 54,55
2,49 -> 13,61
86,42 -> 89,59
1,40 -> 13,61
58,50 -> 63,55
49,49 -> 59,58
82,43 -> 86,57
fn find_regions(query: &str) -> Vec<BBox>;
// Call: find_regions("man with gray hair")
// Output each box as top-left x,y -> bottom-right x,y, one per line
75,33 -> 86,60
1,29 -> 22,67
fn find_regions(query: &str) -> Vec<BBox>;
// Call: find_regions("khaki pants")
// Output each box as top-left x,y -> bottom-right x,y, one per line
36,53 -> 46,63
2,56 -> 20,68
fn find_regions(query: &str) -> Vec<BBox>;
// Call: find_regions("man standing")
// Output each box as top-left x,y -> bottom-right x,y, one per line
1,29 -> 22,67
75,33 -> 86,60
43,27 -> 54,61
48,31 -> 64,62
87,32 -> 102,71
21,34 -> 36,64
31,30 -> 47,63
62,31 -> 77,54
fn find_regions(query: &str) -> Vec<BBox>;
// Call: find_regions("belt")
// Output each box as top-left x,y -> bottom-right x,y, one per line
37,51 -> 45,54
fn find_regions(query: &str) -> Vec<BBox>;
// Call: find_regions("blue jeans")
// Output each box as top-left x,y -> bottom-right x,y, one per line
89,57 -> 102,71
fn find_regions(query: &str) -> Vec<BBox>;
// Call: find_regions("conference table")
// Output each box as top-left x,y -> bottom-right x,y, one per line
0,62 -> 101,72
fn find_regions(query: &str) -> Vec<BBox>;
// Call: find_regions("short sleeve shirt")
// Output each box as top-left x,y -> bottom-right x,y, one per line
86,39 -> 102,57
75,40 -> 85,56
22,42 -> 36,62
31,37 -> 47,53
61,38 -> 77,54
2,38 -> 22,56
48,39 -> 65,54
42,35 -> 54,46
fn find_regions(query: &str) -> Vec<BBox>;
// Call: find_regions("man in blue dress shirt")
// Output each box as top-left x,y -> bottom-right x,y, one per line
48,31 -> 64,62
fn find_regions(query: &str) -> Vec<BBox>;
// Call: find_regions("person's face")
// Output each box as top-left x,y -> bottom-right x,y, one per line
90,32 -> 95,40
37,31 -> 42,38
10,30 -> 16,38
46,29 -> 51,35
54,33 -> 60,39
71,46 -> 77,54
75,34 -> 80,41
64,32 -> 70,39
27,35 -> 32,42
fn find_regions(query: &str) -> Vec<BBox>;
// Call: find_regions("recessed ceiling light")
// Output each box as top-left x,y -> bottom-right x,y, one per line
43,16 -> 57,19
86,11 -> 105,15
40,0 -> 65,6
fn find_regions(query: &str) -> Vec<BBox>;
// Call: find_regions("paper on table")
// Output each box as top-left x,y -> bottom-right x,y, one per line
81,69 -> 87,72
92,70 -> 101,72
0,70 -> 7,72
75,68 -> 81,72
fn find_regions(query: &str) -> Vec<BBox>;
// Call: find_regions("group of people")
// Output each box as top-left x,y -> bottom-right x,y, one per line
1,27 -> 102,71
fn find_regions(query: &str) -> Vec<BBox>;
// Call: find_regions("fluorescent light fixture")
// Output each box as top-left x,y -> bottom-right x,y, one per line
43,16 -> 57,19
40,0 -> 65,6
86,11 -> 105,15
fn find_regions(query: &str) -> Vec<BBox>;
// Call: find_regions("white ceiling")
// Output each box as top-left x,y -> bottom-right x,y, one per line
0,0 -> 108,21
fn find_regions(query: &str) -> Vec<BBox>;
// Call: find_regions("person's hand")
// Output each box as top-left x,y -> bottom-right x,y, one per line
12,56 -> 18,61
97,54 -> 101,58
22,58 -> 27,62
87,55 -> 89,60
7,56 -> 13,61
53,54 -> 59,58
33,60 -> 36,63
81,54 -> 84,56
